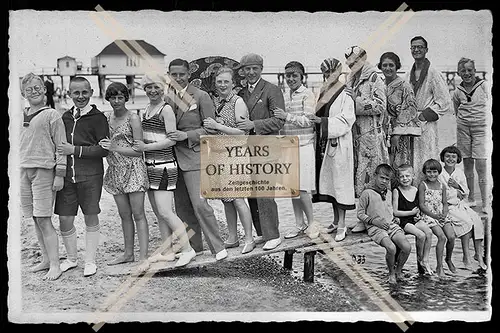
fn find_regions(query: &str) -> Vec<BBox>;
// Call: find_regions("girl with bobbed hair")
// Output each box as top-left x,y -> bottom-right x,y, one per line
99,82 -> 151,273
438,146 -> 487,271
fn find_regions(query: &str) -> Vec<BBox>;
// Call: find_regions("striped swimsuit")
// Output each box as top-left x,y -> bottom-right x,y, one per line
142,104 -> 178,191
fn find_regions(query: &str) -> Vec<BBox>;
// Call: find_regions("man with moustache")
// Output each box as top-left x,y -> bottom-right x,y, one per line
236,53 -> 285,250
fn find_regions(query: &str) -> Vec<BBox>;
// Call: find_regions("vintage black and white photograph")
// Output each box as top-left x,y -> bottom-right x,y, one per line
7,2 -> 493,325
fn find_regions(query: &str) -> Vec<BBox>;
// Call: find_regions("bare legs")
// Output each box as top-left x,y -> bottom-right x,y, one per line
415,221 -> 434,274
223,199 -> 254,243
460,230 -> 473,269
475,159 -> 488,210
30,218 -> 50,272
32,217 -> 62,280
392,233 -> 412,280
380,234 -> 411,284
292,191 -> 314,230
223,202 -> 239,244
108,192 -> 148,266
442,223 -> 457,274
464,158 -> 489,208
430,225 -> 447,277
403,223 -> 426,269
148,190 -> 193,254
232,199 -> 254,244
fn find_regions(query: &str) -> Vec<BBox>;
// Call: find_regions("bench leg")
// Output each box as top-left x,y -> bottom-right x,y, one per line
284,250 -> 295,270
303,251 -> 316,283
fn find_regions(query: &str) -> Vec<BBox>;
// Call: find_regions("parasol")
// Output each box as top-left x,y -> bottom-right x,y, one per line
188,56 -> 246,98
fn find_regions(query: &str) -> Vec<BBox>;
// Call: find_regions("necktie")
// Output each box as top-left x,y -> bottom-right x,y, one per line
248,84 -> 254,94
74,107 -> 81,119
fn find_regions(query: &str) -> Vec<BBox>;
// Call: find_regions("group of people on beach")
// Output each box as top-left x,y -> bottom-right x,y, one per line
19,35 -> 490,283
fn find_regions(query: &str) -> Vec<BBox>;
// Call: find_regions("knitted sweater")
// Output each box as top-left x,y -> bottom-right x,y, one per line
61,105 -> 109,182
357,188 -> 394,229
20,107 -> 67,177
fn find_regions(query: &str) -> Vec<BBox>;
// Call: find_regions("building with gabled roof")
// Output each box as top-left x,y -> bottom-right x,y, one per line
91,39 -> 166,75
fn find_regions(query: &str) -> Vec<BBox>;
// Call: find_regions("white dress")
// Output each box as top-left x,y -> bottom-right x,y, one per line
280,85 -> 316,193
438,166 -> 483,239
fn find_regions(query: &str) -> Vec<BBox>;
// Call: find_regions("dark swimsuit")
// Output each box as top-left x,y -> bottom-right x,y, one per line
397,187 -> 419,229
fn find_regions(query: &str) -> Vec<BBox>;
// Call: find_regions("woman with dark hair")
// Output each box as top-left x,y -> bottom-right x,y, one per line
273,61 -> 319,239
378,51 -> 421,173
99,82 -> 150,273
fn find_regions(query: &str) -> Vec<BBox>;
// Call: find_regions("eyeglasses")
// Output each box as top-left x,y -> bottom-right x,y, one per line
24,86 -> 43,95
410,45 -> 426,51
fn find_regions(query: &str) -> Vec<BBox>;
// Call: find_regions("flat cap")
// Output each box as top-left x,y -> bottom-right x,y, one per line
238,53 -> 264,68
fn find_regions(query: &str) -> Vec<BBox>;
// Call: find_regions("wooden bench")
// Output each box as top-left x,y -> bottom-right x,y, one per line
104,231 -> 372,281
104,212 -> 490,281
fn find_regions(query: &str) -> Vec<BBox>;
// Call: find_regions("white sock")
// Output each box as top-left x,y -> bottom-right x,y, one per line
84,224 -> 100,264
61,227 -> 78,262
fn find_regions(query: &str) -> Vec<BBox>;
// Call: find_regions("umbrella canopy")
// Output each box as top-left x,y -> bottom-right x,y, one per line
188,56 -> 246,98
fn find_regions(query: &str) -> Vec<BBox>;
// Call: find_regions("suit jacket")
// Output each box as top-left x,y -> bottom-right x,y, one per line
238,79 -> 285,135
165,84 -> 215,171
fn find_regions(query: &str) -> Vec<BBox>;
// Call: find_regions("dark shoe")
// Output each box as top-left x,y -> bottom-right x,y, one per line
254,236 -> 265,245
326,224 -> 338,234
224,240 -> 240,249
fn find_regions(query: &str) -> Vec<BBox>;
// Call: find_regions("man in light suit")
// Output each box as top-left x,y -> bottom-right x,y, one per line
165,58 -> 227,261
237,53 -> 285,250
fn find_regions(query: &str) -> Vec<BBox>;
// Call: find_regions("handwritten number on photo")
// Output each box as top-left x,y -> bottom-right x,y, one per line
352,254 -> 366,264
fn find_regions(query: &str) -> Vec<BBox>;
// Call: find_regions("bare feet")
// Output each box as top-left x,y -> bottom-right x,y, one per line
435,266 -> 445,278
423,262 -> 435,276
107,254 -> 134,266
148,252 -> 176,263
478,258 -> 487,271
462,258 -> 472,270
30,260 -> 50,272
388,274 -> 397,285
395,271 -> 405,281
43,265 -> 62,281
445,258 -> 457,274
133,260 -> 150,275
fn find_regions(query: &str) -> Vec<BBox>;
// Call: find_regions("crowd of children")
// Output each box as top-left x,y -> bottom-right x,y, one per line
358,155 -> 487,284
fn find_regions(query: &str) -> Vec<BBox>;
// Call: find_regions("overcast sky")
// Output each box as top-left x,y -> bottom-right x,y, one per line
9,9 -> 492,75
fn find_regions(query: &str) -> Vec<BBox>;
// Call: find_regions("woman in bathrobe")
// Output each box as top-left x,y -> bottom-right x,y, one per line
310,58 -> 356,242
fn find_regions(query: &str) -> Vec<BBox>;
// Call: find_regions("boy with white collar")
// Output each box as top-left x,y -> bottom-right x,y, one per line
55,76 -> 109,277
